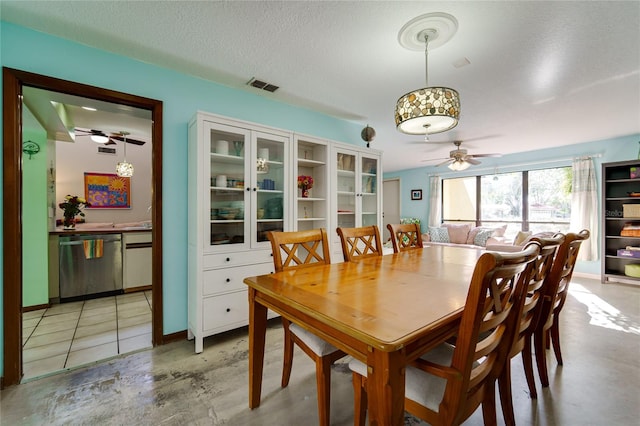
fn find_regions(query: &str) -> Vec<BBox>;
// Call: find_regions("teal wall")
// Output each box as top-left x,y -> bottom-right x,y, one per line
21,124 -> 49,308
384,134 -> 640,276
0,21 -> 367,376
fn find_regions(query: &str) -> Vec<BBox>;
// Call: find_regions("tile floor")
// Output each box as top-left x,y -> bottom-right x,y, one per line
21,291 -> 152,381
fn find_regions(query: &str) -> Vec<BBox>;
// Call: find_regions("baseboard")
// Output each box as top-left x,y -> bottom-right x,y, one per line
124,285 -> 152,293
22,303 -> 50,313
162,330 -> 187,344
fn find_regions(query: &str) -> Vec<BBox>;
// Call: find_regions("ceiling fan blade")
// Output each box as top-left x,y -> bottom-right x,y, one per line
465,157 -> 482,165
109,134 -> 146,145
471,153 -> 502,158
420,156 -> 451,163
435,158 -> 455,167
75,128 -> 105,136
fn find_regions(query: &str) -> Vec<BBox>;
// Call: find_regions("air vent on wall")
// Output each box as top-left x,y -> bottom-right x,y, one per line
98,146 -> 117,155
247,77 -> 279,92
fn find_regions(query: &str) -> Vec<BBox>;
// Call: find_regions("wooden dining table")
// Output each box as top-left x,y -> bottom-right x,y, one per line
243,244 -> 485,425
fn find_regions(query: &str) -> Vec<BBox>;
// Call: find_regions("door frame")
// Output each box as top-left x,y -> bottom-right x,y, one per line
2,67 -> 164,387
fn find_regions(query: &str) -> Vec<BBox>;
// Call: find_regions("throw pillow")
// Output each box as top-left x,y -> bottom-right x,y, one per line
467,226 -> 483,244
493,224 -> 508,237
429,227 -> 450,243
474,229 -> 494,247
444,224 -> 471,244
513,231 -> 533,246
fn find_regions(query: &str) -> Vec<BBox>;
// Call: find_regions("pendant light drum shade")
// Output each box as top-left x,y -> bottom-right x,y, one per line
395,86 -> 460,134
395,12 -> 460,136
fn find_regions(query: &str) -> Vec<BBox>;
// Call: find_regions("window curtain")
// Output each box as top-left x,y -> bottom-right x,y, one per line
428,175 -> 442,226
570,157 -> 597,260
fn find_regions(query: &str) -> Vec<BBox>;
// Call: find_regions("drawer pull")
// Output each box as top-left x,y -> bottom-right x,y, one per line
226,257 -> 230,262
226,308 -> 231,312
226,278 -> 231,282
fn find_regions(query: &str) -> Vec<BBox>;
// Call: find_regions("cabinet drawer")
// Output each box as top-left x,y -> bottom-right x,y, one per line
203,250 -> 273,269
203,262 -> 273,296
202,291 -> 249,332
123,232 -> 152,244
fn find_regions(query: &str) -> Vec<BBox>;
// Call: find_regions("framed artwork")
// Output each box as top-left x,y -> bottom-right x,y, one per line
411,189 -> 422,201
84,172 -> 131,208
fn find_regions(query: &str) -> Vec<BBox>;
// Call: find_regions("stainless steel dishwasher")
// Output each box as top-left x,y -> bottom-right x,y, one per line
59,233 -> 123,302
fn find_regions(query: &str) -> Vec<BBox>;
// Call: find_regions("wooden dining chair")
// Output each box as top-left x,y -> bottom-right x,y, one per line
496,234 -> 564,425
532,229 -> 590,390
266,228 -> 346,426
387,223 -> 423,253
336,225 -> 383,262
349,243 -> 540,426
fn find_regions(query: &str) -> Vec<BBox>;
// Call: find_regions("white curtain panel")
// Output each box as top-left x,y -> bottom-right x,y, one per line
428,175 -> 442,226
570,157 -> 598,260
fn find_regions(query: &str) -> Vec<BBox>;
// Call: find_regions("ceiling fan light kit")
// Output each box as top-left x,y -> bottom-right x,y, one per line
90,133 -> 109,143
395,13 -> 460,137
448,159 -> 470,171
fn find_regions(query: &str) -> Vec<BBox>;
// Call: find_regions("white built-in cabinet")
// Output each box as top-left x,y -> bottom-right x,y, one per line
187,112 -> 288,353
293,135 -> 330,232
330,144 -> 382,260
187,112 -> 382,352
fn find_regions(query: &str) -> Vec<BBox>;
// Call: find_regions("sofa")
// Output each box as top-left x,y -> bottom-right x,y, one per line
423,224 -> 557,251
422,223 -> 511,249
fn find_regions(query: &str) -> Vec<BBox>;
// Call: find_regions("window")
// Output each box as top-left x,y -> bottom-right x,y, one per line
442,167 -> 572,239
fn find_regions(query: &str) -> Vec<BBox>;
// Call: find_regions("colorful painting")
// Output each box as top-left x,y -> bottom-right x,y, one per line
84,172 -> 131,208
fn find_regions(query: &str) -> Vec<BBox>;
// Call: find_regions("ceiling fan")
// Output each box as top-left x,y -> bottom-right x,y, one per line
424,140 -> 502,171
74,128 -> 146,145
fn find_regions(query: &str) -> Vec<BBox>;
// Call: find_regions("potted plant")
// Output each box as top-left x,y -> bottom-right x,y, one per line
59,195 -> 91,229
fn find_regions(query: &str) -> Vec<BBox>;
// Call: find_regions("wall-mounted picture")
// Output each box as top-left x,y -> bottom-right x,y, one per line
411,189 -> 422,200
84,172 -> 131,208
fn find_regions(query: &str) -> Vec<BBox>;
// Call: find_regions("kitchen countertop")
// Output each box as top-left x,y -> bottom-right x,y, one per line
50,227 -> 152,235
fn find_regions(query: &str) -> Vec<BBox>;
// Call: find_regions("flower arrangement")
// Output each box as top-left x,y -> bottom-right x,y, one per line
59,195 -> 91,228
297,175 -> 313,198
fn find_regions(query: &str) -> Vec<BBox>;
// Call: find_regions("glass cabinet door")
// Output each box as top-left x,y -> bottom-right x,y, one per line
336,150 -> 357,228
360,154 -> 379,227
207,123 -> 250,250
252,131 -> 288,247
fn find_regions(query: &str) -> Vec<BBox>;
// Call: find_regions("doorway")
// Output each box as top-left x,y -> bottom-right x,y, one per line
3,67 -> 164,386
383,178 -> 401,242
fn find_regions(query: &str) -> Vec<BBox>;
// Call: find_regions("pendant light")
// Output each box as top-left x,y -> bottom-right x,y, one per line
116,131 -> 134,177
395,13 -> 460,140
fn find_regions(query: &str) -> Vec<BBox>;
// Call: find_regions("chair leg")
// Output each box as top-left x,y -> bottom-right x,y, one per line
545,329 -> 550,349
550,315 -> 563,365
498,361 -> 516,426
352,373 -> 367,426
281,318 -> 294,388
534,328 -> 550,388
522,336 -> 538,399
481,380 -> 498,426
315,356 -> 332,426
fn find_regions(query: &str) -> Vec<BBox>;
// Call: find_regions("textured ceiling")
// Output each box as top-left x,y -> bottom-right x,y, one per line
3,1 -> 639,172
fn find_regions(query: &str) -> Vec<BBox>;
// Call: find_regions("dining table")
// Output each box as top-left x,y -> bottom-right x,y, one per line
243,244 -> 486,425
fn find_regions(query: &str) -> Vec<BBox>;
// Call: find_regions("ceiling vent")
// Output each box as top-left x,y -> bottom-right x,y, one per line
98,146 -> 117,155
247,77 -> 279,93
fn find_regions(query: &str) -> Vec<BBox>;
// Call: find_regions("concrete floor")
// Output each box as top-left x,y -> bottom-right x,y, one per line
1,277 -> 639,425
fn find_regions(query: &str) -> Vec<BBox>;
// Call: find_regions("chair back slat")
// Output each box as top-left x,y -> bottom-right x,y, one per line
336,226 -> 383,262
268,229 -> 331,272
387,223 -> 423,253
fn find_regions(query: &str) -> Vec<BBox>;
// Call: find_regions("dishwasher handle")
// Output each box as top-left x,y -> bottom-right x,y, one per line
59,238 -> 121,246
